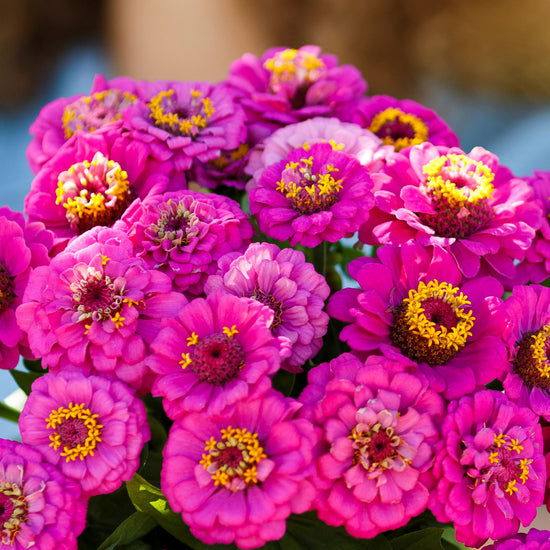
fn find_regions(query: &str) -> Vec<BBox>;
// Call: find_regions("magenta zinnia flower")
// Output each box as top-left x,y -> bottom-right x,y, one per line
25,123 -> 185,252
484,529 -> 550,550
26,74 -> 139,174
299,352 -> 444,539
0,207 -> 53,369
161,390 -> 317,548
245,116 -> 391,183
345,94 -> 460,152
16,226 -> 186,393
429,390 -> 546,548
113,189 -> 254,296
249,142 -> 375,247
327,242 -> 509,399
19,370 -> 150,497
358,143 -> 543,288
122,80 -> 246,172
0,438 -> 86,550
502,284 -> 550,421
148,290 -> 287,419
204,242 -> 330,372
226,45 -> 367,144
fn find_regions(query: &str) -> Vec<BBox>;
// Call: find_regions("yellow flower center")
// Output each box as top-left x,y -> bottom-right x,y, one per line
368,107 -> 429,151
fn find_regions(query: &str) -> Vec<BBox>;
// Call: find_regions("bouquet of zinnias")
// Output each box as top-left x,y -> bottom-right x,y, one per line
1,45 -> 550,549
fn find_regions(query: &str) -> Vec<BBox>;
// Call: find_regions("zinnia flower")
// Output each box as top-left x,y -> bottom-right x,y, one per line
122,80 -> 246,172
299,352 -> 444,539
483,529 -> 550,550
148,290 -> 287,419
0,207 -> 53,369
249,142 -> 375,247
25,123 -> 185,252
429,390 -> 546,548
328,241 -> 509,399
502,284 -> 550,421
358,143 -> 543,288
26,73 -> 139,174
204,242 -> 330,372
16,226 -> 187,394
161,390 -> 317,548
345,94 -> 460,152
113,189 -> 254,296
0,438 -> 86,550
226,45 -> 367,144
19,371 -> 150,497
244,116 -> 391,183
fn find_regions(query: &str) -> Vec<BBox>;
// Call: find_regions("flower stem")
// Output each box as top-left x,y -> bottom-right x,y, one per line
313,241 -> 327,278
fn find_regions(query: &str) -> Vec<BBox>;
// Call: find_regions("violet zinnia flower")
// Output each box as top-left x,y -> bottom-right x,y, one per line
161,390 -> 317,548
148,290 -> 287,419
16,226 -> 187,394
204,242 -> 330,372
502,284 -> 550,421
429,390 -> 546,548
122,80 -> 247,172
345,94 -> 460,152
26,73 -> 139,174
358,143 -> 543,288
328,241 -> 509,399
113,189 -> 254,296
25,123 -> 185,252
484,529 -> 550,550
0,438 -> 86,549
299,352 -> 444,539
244,116 -> 391,183
19,370 -> 150,497
249,142 -> 375,247
0,207 -> 53,369
226,45 -> 367,144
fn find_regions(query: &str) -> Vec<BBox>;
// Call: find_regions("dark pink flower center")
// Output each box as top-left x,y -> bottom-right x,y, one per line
249,286 -> 283,329
57,417 -> 90,448
0,483 -> 27,544
0,493 -> 14,524
190,333 -> 245,385
0,264 -> 15,315
148,200 -> 199,250
513,327 -> 550,390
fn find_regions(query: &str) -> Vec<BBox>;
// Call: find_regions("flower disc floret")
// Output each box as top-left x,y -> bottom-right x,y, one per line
368,107 -> 428,151
62,89 -> 137,139
390,279 -> 475,366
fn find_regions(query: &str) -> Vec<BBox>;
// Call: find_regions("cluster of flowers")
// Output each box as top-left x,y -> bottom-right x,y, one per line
1,44 -> 550,549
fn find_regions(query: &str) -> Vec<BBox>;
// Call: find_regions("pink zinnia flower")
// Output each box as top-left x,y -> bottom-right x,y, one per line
327,242 -> 509,399
122,80 -> 246,172
249,142 -> 375,247
26,74 -> 140,174
0,207 -> 53,369
244,116 -> 391,183
515,170 -> 550,285
429,390 -> 546,548
25,123 -> 185,252
345,94 -> 460,152
204,242 -> 330,372
113,189 -> 254,296
484,529 -> 550,550
19,370 -> 150,497
502,285 -> 550,421
161,390 -> 317,548
148,291 -> 287,419
358,143 -> 543,288
16,226 -> 187,394
0,438 -> 86,550
299,352 -> 444,539
226,45 -> 367,144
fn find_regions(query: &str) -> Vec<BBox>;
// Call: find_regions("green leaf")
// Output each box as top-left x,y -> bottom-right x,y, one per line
389,527 -> 446,550
272,369 -> 296,397
285,511 -> 392,550
126,473 -> 236,550
96,512 -> 157,550
9,369 -> 44,395
22,357 -> 44,373
0,400 -> 20,423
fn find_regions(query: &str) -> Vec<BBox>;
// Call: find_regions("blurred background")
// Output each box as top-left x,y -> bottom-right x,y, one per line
2,0 -> 550,434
